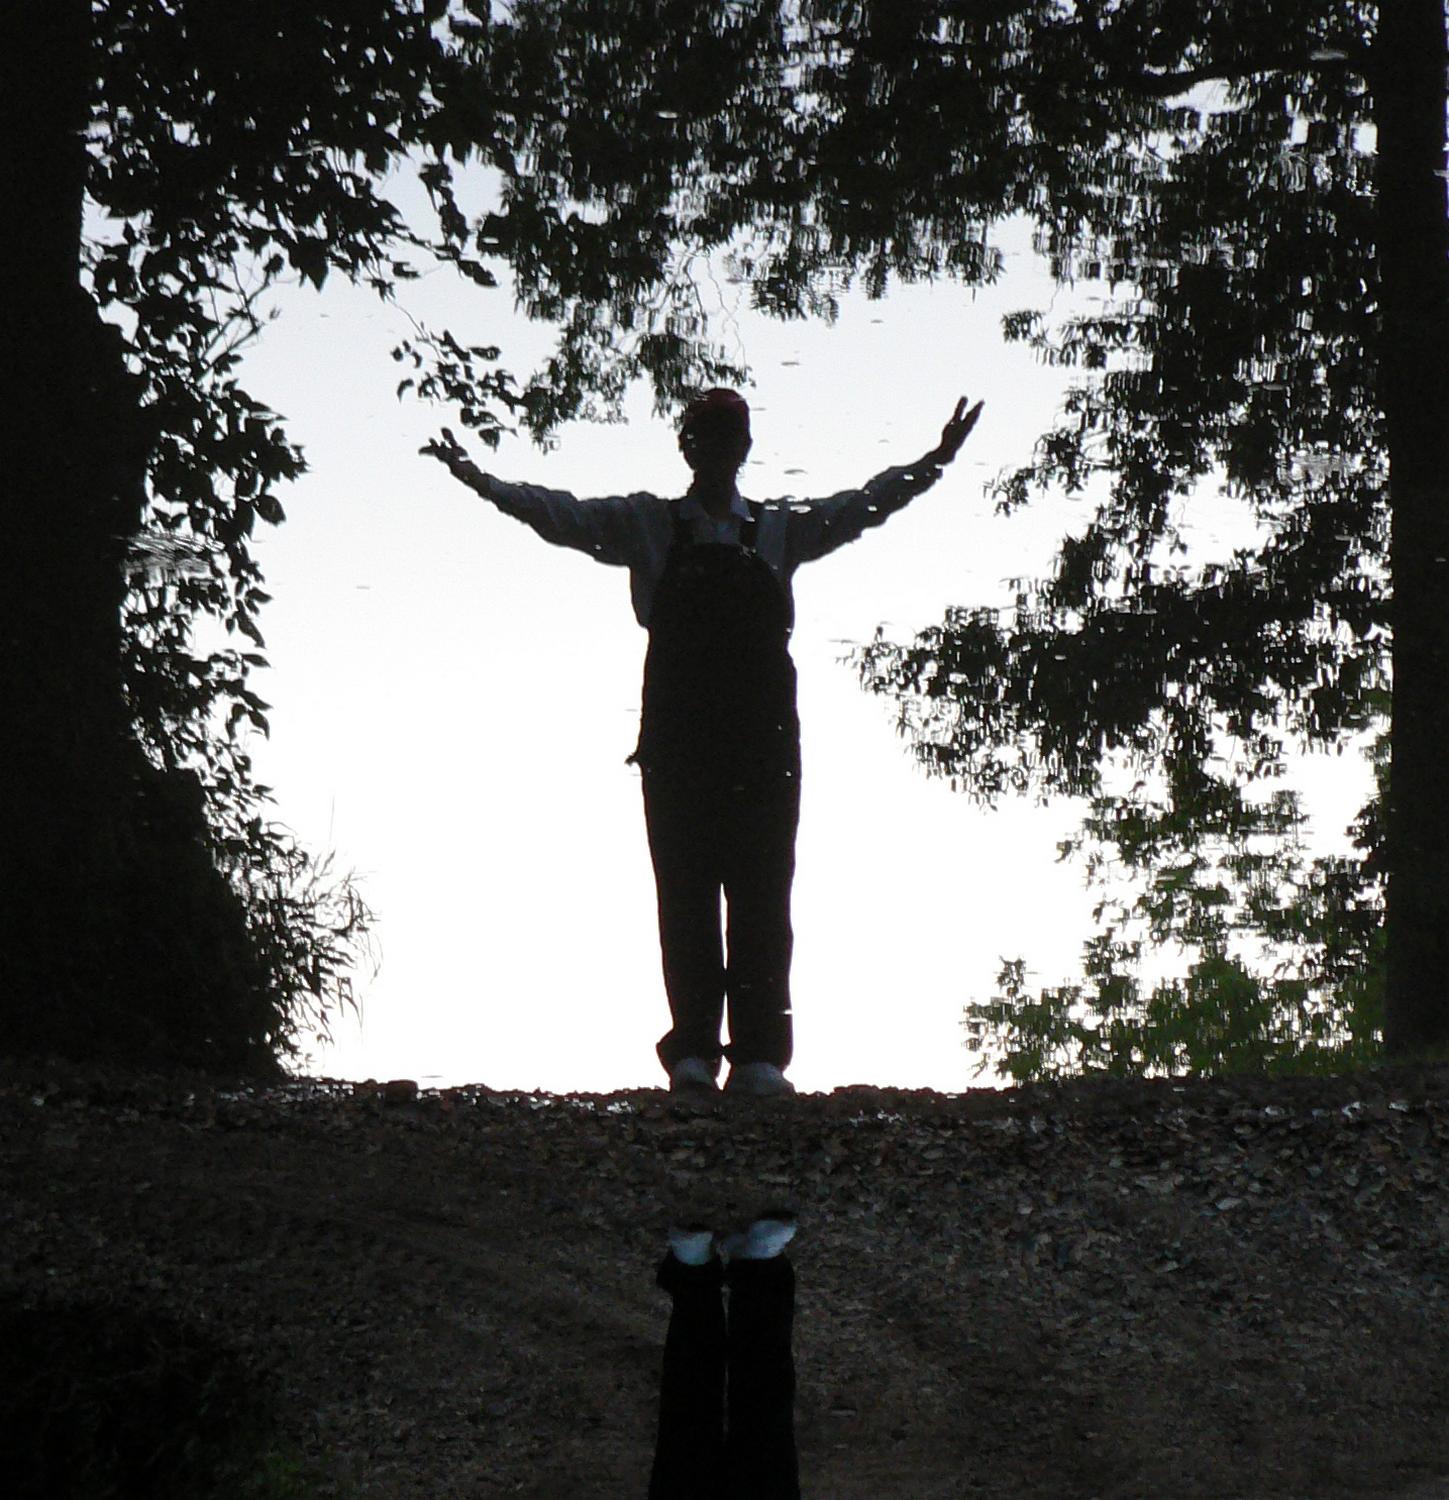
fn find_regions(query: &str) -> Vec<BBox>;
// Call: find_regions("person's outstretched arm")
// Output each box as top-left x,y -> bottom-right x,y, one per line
784,397 -> 984,568
421,427 -> 654,567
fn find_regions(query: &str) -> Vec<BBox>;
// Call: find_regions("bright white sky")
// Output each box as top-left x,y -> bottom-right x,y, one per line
234,212 -> 1371,1094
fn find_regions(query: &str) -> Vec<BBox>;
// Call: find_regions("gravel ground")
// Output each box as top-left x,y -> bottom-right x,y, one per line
4,1058 -> 1449,1499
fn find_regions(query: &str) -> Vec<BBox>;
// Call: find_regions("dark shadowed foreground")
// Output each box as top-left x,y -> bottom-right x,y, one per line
4,1060 -> 1449,1499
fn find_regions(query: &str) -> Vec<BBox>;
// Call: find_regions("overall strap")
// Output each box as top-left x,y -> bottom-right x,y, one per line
668,498 -> 691,551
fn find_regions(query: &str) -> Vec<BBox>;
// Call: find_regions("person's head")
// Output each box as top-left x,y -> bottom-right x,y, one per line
678,388 -> 752,477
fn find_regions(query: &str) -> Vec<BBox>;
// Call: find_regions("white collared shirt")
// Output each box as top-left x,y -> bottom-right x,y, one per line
455,461 -> 947,629
676,488 -> 754,547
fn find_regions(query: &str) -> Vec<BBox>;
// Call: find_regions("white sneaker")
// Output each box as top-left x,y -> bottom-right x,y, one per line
723,1061 -> 796,1097
718,1210 -> 798,1262
668,1056 -> 719,1092
667,1224 -> 719,1265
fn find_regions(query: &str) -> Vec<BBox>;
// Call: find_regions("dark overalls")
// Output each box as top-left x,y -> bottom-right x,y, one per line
632,501 -> 801,1077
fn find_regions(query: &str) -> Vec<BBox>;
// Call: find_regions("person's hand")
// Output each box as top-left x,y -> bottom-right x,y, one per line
419,426 -> 468,466
923,396 -> 984,466
420,427 -> 497,498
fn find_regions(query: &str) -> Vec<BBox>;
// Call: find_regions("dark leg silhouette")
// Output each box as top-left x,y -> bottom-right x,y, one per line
646,773 -> 800,1075
649,1253 -> 727,1500
644,776 -> 728,1073
724,1255 -> 800,1500
721,777 -> 799,1070
649,1250 -> 800,1500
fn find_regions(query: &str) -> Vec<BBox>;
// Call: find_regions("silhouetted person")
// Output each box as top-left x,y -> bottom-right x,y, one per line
651,1211 -> 800,1500
425,392 -> 983,1096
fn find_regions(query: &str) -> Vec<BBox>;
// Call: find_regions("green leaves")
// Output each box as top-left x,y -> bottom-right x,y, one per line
966,737 -> 1389,1083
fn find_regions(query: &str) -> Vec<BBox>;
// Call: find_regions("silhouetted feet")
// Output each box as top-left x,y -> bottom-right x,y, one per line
723,1062 -> 796,1098
718,1209 -> 797,1262
667,1223 -> 719,1266
668,1057 -> 719,1093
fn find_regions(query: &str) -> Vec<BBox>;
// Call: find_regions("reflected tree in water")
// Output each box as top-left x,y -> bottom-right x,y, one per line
850,1 -> 1446,1073
3,0 -> 487,1067
436,0 -> 1444,1069
12,0 -> 1444,1072
852,6 -> 1397,1074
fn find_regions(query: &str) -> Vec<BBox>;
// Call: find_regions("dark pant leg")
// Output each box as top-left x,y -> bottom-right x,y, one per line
650,1253 -> 728,1500
720,775 -> 800,1069
724,1254 -> 800,1500
643,774 -> 727,1072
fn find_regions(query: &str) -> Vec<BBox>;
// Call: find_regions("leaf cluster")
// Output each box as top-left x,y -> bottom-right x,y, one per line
813,4 -> 1389,1075
85,1 -> 487,1051
966,736 -> 1387,1083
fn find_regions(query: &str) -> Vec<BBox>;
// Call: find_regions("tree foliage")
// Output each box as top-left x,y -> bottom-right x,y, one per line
3,0 -> 505,1066
80,1 -> 492,1062
844,5 -> 1392,1076
964,740 -> 1387,1083
440,0 -> 1396,1074
91,0 -> 473,758
14,0 -> 1432,1072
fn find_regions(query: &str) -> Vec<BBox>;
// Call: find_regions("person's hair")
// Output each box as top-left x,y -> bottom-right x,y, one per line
678,388 -> 751,467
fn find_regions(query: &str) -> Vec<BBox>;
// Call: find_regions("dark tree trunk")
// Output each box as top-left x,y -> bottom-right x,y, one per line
0,2 -> 273,1069
0,0 -> 130,1045
1378,0 -> 1449,1054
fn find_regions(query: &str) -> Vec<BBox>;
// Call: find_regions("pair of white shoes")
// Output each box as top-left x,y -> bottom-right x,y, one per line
668,1210 -> 798,1266
669,1057 -> 796,1097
